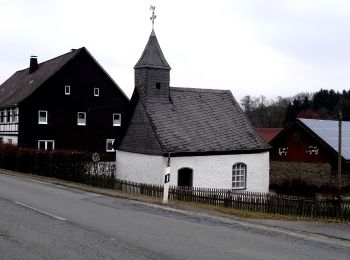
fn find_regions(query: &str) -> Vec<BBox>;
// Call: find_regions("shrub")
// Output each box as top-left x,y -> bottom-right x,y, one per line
16,147 -> 36,173
0,144 -> 94,180
0,144 -> 18,170
271,177 -> 317,197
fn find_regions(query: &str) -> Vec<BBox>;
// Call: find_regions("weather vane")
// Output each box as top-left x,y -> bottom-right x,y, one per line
150,5 -> 156,30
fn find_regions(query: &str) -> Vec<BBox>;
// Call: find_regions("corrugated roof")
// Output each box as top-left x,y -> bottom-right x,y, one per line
298,118 -> 350,160
134,30 -> 171,70
0,48 -> 83,107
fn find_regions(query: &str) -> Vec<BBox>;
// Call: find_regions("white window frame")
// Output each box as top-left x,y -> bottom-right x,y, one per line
14,107 -> 19,123
77,112 -> 86,126
38,110 -> 48,124
38,140 -> 55,150
11,108 -> 16,123
94,87 -> 99,97
106,139 -> 115,152
3,110 -> 7,123
9,109 -> 13,123
65,85 -> 71,95
232,163 -> 247,190
113,113 -> 121,126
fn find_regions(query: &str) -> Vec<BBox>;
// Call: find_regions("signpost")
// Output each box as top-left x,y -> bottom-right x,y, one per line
163,167 -> 170,204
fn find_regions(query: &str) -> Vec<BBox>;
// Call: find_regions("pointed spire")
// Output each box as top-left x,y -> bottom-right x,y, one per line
134,30 -> 171,69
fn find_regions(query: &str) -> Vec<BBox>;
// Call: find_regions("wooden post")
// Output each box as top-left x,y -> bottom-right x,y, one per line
337,112 -> 342,201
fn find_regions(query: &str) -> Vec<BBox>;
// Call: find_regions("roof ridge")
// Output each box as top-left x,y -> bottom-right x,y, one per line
14,47 -> 84,73
170,86 -> 231,94
0,47 -> 85,107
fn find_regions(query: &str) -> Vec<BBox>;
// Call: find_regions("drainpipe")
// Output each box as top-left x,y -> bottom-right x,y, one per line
337,112 -> 342,201
162,153 -> 171,204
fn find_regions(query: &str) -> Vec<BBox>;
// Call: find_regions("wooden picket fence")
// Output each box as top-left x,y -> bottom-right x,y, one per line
73,174 -> 350,221
169,186 -> 350,221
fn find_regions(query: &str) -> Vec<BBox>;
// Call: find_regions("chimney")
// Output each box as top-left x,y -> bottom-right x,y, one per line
29,55 -> 38,73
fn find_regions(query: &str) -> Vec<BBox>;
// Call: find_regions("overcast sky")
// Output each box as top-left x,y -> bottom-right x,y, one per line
1,0 -> 350,101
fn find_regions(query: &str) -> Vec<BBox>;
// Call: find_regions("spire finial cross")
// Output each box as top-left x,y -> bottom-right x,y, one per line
150,5 -> 157,30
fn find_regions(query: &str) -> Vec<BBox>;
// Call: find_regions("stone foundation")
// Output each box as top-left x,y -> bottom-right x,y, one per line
270,161 -> 350,188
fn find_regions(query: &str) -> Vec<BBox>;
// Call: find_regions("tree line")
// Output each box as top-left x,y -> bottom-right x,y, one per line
240,89 -> 350,128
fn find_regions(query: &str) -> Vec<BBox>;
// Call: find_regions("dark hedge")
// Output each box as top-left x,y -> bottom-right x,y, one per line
0,144 -> 115,184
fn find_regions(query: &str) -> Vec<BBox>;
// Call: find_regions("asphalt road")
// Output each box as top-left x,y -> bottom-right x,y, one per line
0,173 -> 349,260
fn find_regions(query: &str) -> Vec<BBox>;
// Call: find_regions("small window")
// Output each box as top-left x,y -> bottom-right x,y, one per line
12,108 -> 16,123
38,110 -> 48,124
3,110 -> 7,123
38,140 -> 55,150
106,139 -> 115,152
9,109 -> 13,123
156,83 -> 161,89
77,112 -> 86,126
278,147 -> 288,156
232,163 -> 247,190
113,113 -> 121,126
0,137 -> 3,144
6,109 -> 10,123
94,88 -> 99,97
65,85 -> 71,95
8,139 -> 12,144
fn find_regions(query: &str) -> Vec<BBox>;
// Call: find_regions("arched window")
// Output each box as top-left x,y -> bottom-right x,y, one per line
232,163 -> 247,189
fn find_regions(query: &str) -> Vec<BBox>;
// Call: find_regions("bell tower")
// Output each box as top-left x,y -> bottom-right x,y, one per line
134,6 -> 171,102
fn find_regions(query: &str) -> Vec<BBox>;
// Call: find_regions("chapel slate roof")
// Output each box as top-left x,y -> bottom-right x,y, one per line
118,86 -> 270,155
134,30 -> 171,69
0,48 -> 83,107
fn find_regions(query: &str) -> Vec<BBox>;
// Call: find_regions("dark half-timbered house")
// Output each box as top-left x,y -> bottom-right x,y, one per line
0,47 -> 129,154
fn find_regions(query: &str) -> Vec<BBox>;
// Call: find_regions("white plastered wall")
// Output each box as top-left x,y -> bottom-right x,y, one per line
116,150 -> 270,192
116,150 -> 167,184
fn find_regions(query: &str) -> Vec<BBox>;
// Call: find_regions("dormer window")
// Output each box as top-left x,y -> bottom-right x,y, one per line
38,110 -> 48,124
77,112 -> 86,126
113,113 -> 121,126
156,83 -> 161,89
65,85 -> 70,95
94,88 -> 99,97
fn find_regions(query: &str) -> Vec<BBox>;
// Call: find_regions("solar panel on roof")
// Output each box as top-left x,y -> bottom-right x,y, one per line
298,118 -> 350,160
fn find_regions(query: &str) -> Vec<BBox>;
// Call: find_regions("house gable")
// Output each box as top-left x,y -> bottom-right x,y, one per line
1,48 -> 129,153
270,120 -> 335,164
0,49 -> 80,108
